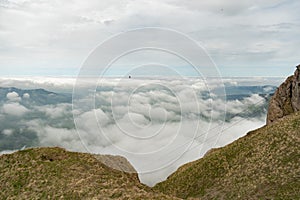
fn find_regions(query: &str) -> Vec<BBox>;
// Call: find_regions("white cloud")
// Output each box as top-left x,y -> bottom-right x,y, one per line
23,93 -> 30,99
2,129 -> 13,136
36,103 -> 70,118
0,149 -> 18,155
2,102 -> 29,116
0,77 -> 76,93
70,77 -> 270,185
6,91 -> 21,101
0,146 -> 26,155
0,77 -> 277,186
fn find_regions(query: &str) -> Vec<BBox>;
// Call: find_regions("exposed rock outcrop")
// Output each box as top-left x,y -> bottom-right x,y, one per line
267,65 -> 300,124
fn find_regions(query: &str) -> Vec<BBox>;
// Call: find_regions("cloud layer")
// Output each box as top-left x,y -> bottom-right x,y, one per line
0,77 -> 278,185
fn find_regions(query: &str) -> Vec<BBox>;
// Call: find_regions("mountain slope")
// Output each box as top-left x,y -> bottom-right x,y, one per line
0,147 -> 176,199
0,87 -> 71,106
154,112 -> 300,199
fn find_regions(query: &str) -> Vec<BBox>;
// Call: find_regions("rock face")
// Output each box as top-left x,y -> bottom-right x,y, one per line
267,65 -> 300,124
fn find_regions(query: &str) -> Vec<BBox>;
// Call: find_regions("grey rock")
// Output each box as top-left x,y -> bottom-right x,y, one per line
267,65 -> 300,124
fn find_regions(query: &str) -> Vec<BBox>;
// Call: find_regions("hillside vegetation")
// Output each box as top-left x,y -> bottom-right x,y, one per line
154,112 -> 300,199
0,147 -> 176,199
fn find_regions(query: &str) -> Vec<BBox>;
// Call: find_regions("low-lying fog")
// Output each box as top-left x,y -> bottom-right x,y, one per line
0,76 -> 283,186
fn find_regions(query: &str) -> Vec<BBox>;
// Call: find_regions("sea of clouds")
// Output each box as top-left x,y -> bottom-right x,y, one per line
0,76 -> 283,186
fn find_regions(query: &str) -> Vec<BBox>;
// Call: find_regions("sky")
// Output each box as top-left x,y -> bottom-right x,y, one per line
0,0 -> 300,77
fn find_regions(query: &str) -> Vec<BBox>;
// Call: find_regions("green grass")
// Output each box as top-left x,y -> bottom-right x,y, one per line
154,112 -> 300,199
0,147 -> 176,199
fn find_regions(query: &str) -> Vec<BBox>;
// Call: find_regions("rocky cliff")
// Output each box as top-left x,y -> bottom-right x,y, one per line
267,65 -> 300,124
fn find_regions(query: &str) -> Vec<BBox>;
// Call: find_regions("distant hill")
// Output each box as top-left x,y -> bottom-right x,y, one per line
0,87 -> 73,152
0,85 -> 276,105
212,85 -> 276,101
0,87 -> 71,106
0,147 -> 176,199
154,111 -> 300,199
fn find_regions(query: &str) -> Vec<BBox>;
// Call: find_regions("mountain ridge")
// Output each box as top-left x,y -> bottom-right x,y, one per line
0,147 -> 177,199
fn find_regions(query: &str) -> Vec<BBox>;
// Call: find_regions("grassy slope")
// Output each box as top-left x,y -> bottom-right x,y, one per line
0,147 -> 177,199
155,112 -> 300,199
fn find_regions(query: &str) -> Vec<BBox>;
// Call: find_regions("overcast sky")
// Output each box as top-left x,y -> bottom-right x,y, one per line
0,0 -> 299,77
